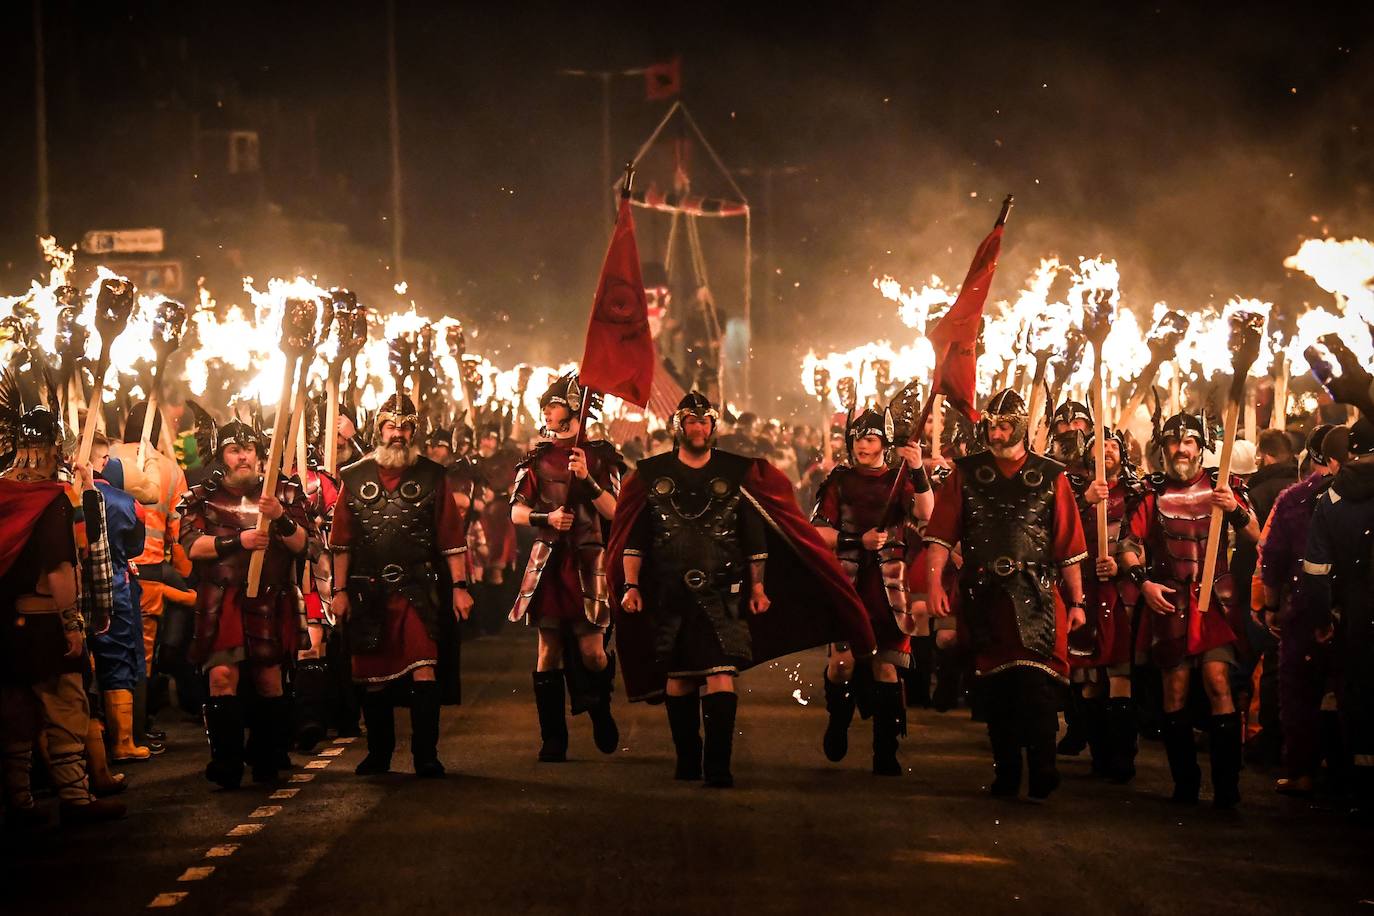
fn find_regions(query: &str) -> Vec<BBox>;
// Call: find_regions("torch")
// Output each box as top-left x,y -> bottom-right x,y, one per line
1197,308 -> 1266,614
1024,314 -> 1061,453
55,286 -> 88,433
445,323 -> 478,450
246,296 -> 319,599
812,364 -> 832,467
76,276 -> 138,468
1119,310 -> 1189,424
1082,288 -> 1115,572
136,297 -> 188,467
325,292 -> 368,475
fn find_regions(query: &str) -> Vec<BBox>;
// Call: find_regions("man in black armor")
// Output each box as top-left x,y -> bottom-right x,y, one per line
925,389 -> 1089,800
330,392 -> 472,778
608,392 -> 878,788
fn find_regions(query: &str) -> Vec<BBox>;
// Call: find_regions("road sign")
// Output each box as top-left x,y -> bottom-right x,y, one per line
116,260 -> 185,295
81,228 -> 165,254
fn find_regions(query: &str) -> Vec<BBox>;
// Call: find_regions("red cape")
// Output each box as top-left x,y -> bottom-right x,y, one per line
606,453 -> 876,701
0,479 -> 66,579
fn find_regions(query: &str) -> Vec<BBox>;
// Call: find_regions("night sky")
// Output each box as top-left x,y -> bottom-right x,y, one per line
2,1 -> 1371,400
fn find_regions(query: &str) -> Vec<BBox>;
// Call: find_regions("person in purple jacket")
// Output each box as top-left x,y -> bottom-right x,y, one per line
1258,425 -> 1337,796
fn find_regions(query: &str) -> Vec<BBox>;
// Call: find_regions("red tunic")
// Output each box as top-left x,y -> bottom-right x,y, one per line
1072,476 -> 1149,670
813,464 -> 918,658
330,465 -> 467,682
924,453 -> 1087,679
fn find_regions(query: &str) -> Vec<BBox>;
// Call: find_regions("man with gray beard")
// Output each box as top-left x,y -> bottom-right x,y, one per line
1139,411 -> 1259,809
330,393 -> 472,778
179,417 -> 313,789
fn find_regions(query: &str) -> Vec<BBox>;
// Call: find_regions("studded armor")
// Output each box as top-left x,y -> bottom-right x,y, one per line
336,456 -> 449,651
955,451 -> 1066,659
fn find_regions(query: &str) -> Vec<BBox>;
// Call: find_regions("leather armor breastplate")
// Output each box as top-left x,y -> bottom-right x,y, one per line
340,459 -> 442,576
644,465 -> 746,589
1154,474 -> 1213,584
958,451 -> 1064,658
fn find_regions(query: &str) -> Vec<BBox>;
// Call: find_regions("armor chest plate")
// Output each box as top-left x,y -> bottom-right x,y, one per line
1081,482 -> 1128,553
530,447 -> 574,511
202,489 -> 260,536
341,460 -> 439,569
959,454 -> 1059,571
644,465 -> 745,581
837,468 -> 895,534
1153,476 -> 1214,581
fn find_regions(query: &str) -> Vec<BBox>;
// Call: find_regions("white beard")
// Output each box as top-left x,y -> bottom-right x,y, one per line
1168,455 -> 1201,481
989,442 -> 1022,459
374,441 -> 420,470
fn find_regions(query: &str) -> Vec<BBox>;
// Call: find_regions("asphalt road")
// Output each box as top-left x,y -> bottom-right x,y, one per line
6,629 -> 1371,915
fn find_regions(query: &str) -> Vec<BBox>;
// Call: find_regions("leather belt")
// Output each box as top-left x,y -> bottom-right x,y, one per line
979,557 -> 1047,577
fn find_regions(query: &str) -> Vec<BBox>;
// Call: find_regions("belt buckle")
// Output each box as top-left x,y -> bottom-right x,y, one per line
991,556 -> 1017,577
380,563 -> 405,584
683,569 -> 707,591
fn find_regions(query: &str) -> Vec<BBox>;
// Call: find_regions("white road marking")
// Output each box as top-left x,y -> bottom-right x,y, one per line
318,747 -> 345,757
269,788 -> 299,800
178,866 -> 215,882
204,845 -> 239,858
289,773 -> 316,783
147,892 -> 189,908
332,736 -> 357,744
226,823 -> 264,837
305,759 -> 331,769
249,805 -> 282,818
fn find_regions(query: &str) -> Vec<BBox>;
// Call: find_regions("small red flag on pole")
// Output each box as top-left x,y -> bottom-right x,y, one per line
579,165 -> 655,408
926,196 -> 1012,420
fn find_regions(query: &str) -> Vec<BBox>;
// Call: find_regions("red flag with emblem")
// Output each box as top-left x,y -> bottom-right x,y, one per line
579,196 -> 655,408
927,202 -> 1010,419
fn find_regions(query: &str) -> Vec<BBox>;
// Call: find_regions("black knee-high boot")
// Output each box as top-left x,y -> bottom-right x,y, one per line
356,688 -> 395,775
253,695 -> 293,784
985,677 -> 1021,797
1209,711 -> 1242,809
1023,672 -> 1062,800
905,636 -> 934,708
203,696 -> 244,790
1058,684 -> 1088,756
410,680 -> 445,778
871,681 -> 905,776
1162,710 -> 1201,803
665,693 -> 703,780
822,670 -> 855,762
585,654 -> 620,755
1084,693 -> 1110,776
532,671 -> 569,762
701,692 -> 738,788
1105,697 -> 1138,783
293,658 -> 329,753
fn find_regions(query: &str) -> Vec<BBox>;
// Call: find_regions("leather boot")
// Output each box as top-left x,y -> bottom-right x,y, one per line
293,658 -> 329,753
871,681 -> 904,776
701,692 -> 737,788
822,670 -> 855,762
1025,675 -> 1062,800
2,743 -> 45,828
410,680 -> 445,778
247,696 -> 292,784
1084,694 -> 1109,776
132,680 -> 165,756
202,696 -> 244,789
1057,685 -> 1087,756
85,718 -> 126,797
105,689 -> 150,761
1162,710 -> 1201,803
355,688 -> 395,775
931,645 -> 962,712
665,693 -> 702,780
532,671 -> 569,762
905,636 -> 934,708
585,654 -> 620,755
52,747 -> 126,825
1209,711 -> 1242,810
1105,697 -> 1138,783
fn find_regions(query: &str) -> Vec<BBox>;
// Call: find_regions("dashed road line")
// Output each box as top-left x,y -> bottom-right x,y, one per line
269,788 -> 300,800
147,892 -> 189,908
204,845 -> 239,858
305,759 -> 331,769
249,805 -> 283,818
289,773 -> 316,783
226,822 -> 265,837
319,747 -> 345,757
178,866 -> 216,882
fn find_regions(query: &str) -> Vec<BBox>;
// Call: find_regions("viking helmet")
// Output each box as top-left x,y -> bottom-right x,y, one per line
1155,411 -> 1214,453
982,388 -> 1029,443
376,392 -> 419,431
846,406 -> 894,448
539,373 -> 582,413
671,391 -> 719,439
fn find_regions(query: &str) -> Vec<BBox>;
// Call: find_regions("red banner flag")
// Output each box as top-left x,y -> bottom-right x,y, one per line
926,211 -> 1007,419
644,56 -> 681,101
579,196 -> 655,407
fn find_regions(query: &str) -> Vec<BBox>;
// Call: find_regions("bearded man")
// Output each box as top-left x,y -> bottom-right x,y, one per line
179,416 -> 313,788
330,393 -> 471,777
1138,412 -> 1259,808
925,389 -> 1089,801
607,393 -> 875,787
